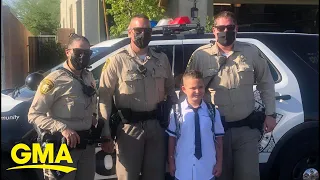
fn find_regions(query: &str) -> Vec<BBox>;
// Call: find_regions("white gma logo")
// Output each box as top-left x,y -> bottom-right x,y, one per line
7,143 -> 76,173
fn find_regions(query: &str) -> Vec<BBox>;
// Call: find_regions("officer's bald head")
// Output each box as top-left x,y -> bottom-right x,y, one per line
128,14 -> 150,30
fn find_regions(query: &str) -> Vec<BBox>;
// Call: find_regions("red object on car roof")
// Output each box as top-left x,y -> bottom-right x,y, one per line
169,16 -> 191,25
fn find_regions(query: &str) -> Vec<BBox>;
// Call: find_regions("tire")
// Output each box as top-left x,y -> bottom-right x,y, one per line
278,140 -> 319,180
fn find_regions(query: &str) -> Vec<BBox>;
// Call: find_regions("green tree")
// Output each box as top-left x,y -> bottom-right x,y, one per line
11,0 -> 60,35
105,0 -> 166,37
205,16 -> 214,33
38,40 -> 66,71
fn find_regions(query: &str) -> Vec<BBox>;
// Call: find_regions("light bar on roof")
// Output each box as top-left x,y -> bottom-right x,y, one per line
156,18 -> 173,27
213,3 -> 231,6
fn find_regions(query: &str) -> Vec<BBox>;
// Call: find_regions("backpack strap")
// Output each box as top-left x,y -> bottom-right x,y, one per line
205,101 -> 216,142
172,103 -> 182,140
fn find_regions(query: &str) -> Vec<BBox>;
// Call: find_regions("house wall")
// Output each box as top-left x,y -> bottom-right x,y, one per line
60,0 -> 105,45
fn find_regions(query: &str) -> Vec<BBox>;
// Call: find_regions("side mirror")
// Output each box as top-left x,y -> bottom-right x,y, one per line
25,72 -> 44,91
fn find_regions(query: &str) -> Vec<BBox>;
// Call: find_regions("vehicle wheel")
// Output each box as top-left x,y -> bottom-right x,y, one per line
278,141 -> 319,180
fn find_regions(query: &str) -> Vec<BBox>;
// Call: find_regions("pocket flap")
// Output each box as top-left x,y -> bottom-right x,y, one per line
122,71 -> 143,82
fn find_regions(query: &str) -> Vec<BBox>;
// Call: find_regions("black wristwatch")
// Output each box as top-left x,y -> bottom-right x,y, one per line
267,113 -> 277,119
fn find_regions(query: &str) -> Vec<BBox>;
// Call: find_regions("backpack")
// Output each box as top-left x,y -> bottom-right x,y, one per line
172,101 -> 217,142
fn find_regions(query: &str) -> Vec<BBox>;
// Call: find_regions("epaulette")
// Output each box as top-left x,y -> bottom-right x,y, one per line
151,46 -> 163,53
114,48 -> 128,56
196,43 -> 212,51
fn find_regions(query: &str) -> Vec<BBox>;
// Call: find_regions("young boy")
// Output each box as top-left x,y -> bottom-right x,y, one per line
166,70 -> 224,180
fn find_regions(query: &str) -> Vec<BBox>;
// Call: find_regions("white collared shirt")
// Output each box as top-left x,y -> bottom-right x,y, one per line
166,99 -> 225,180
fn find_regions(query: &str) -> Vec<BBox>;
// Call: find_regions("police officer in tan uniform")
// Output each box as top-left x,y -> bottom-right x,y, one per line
186,11 -> 277,180
99,14 -> 177,180
28,34 -> 97,180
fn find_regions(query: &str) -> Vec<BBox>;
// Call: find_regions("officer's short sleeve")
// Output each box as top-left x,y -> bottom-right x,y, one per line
162,53 -> 178,104
99,56 -> 118,137
252,45 -> 276,115
28,73 -> 67,133
166,108 -> 177,137
88,71 -> 98,115
186,50 -> 199,71
214,109 -> 225,137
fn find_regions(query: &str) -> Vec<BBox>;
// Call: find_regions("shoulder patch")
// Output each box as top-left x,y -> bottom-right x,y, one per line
187,55 -> 194,68
39,79 -> 54,95
102,58 -> 111,72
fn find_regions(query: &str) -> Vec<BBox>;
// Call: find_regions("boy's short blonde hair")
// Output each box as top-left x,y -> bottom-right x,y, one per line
182,70 -> 203,85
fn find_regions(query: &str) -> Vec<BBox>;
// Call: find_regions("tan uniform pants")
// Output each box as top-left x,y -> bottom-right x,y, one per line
43,145 -> 95,180
218,126 -> 261,180
116,119 -> 166,180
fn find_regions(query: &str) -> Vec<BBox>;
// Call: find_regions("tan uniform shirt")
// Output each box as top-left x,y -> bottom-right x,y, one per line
186,41 -> 275,122
28,62 -> 97,133
99,45 -> 177,137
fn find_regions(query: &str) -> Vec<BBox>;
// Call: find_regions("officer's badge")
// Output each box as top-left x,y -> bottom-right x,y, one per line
102,58 -> 110,72
39,79 -> 54,95
239,54 -> 246,62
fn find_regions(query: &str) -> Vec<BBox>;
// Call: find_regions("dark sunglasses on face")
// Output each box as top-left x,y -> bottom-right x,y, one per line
214,25 -> 236,32
131,27 -> 152,34
69,48 -> 93,57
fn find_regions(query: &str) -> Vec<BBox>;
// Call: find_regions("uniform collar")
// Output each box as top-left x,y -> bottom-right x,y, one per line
126,44 -> 161,60
62,61 -> 86,77
211,40 -> 242,55
63,61 -> 73,71
182,98 -> 206,110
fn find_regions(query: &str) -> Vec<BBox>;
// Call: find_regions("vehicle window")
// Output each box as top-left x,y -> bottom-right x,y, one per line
171,44 -> 203,88
182,44 -> 281,83
150,45 -> 186,89
90,47 -> 108,59
92,63 -> 104,81
290,36 -> 319,73
150,45 -> 174,68
258,49 -> 281,83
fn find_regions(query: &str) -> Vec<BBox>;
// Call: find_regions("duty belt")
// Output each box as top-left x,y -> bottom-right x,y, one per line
221,111 -> 264,132
119,109 -> 157,123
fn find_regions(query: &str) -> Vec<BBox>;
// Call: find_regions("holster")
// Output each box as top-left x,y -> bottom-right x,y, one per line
109,111 -> 122,140
34,121 -> 105,180
156,97 -> 174,128
222,111 -> 266,135
34,127 -> 67,180
89,118 -> 105,143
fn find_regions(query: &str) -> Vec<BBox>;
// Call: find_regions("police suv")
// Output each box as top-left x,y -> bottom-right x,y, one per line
1,19 -> 319,180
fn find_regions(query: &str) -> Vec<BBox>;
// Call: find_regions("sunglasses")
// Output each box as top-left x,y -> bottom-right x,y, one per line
69,48 -> 93,57
130,27 -> 152,34
214,25 -> 236,32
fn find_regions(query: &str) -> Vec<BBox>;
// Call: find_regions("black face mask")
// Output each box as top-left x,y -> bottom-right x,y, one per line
133,31 -> 152,49
217,31 -> 236,46
70,53 -> 90,70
